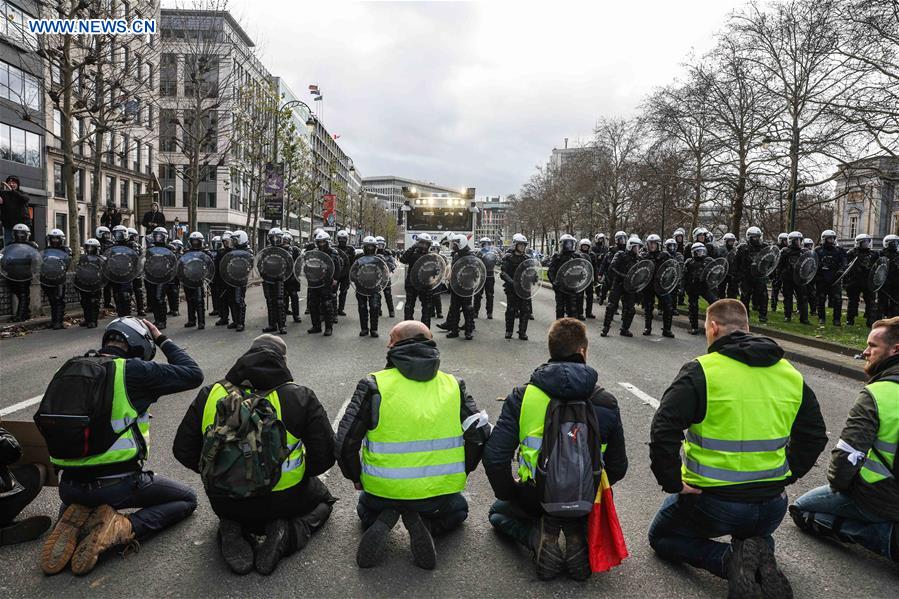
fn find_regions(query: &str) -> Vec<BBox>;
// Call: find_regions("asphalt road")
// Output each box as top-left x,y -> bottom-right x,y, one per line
0,274 -> 895,598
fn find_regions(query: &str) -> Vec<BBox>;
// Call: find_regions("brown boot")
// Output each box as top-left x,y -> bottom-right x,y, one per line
70,505 -> 135,576
40,504 -> 94,575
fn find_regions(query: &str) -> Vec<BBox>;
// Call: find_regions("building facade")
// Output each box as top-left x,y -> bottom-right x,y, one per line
475,196 -> 511,245
833,156 -> 899,246
362,175 -> 464,221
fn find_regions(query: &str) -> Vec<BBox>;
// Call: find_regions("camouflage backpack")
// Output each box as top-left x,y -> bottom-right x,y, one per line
199,381 -> 290,499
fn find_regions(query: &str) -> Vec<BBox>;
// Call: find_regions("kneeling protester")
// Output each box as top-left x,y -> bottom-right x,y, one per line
173,334 -> 336,575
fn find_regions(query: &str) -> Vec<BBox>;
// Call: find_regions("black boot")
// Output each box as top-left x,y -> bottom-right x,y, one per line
255,519 -> 290,575
218,519 -> 254,575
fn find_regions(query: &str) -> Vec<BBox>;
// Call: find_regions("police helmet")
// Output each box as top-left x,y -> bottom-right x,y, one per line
102,317 -> 156,361
691,242 -> 707,258
47,228 -> 65,246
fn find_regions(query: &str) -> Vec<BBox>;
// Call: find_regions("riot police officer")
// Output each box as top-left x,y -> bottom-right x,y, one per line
356,236 -> 383,338
428,242 -> 445,320
78,238 -> 103,328
500,233 -> 532,340
4,224 -> 38,322
440,234 -> 476,340
735,226 -> 770,324
183,232 -> 212,330
845,233 -> 880,327
375,236 -> 396,318
547,234 -> 580,318
399,233 -> 435,327
473,237 -> 496,319
591,233 -> 607,307
109,225 -> 134,317
718,232 -> 739,299
41,228 -> 72,329
602,236 -> 643,337
878,234 -> 898,318
96,225 -> 114,309
577,238 -> 598,319
127,227 -> 146,316
146,227 -> 172,330
212,231 -> 232,326
770,232 -> 789,312
261,227 -> 287,334
673,227 -> 687,305
777,231 -> 811,324
642,234 -> 675,338
166,238 -> 183,317
811,231 -> 843,326
307,230 -> 341,336
226,230 -> 251,332
802,237 -> 817,301
684,242 -> 719,335
598,231 -> 627,306
335,230 -> 355,317
281,231 -> 303,324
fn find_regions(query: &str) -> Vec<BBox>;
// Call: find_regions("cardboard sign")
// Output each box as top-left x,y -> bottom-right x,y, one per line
0,420 -> 58,487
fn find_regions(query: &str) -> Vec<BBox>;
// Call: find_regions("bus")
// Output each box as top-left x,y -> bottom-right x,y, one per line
402,194 -> 477,250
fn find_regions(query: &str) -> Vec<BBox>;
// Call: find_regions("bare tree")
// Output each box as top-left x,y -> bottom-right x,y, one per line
592,117 -> 644,234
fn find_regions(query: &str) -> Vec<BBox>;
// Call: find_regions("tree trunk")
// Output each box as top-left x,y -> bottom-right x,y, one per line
61,35 -> 80,261
730,150 -> 748,234
90,128 -> 103,233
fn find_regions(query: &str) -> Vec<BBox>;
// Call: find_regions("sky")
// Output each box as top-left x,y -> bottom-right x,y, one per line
199,0 -> 749,196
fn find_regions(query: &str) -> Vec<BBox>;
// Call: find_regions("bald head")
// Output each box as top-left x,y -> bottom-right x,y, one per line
388,320 -> 432,348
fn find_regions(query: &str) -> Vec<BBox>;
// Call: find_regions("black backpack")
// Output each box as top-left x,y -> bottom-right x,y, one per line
34,355 -> 128,460
536,396 -> 604,518
199,381 -> 290,499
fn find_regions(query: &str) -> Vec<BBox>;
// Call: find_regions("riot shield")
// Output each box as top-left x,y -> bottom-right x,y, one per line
350,254 -> 390,297
255,246 -> 293,281
449,254 -> 487,297
302,249 -> 336,289
143,245 -> 177,285
178,251 -> 215,289
0,243 -> 42,282
554,257 -> 594,294
653,259 -> 682,296
513,258 -> 543,300
751,245 -> 780,279
73,254 -> 106,293
623,259 -> 656,293
701,257 -> 729,289
409,253 -> 448,292
793,251 -> 818,286
220,249 -> 254,288
102,245 -> 142,284
40,248 -> 71,287
479,248 -> 500,275
869,257 -> 889,292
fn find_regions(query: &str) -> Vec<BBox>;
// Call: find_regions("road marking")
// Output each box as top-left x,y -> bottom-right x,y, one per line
500,301 -> 507,307
0,394 -> 43,417
395,295 -> 405,299
322,396 -> 353,481
396,300 -> 405,311
618,382 -> 659,410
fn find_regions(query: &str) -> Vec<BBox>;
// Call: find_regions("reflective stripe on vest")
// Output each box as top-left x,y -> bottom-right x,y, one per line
51,358 -> 149,468
682,352 -> 803,487
860,380 -> 898,483
201,383 -> 306,492
360,368 -> 465,500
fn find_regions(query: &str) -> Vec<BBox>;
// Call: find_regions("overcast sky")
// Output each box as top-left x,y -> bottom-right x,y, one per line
212,0 -> 748,196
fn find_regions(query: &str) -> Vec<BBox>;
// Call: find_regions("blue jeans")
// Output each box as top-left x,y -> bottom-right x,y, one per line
792,485 -> 895,560
356,491 -> 468,536
59,470 -> 197,540
648,492 -> 788,578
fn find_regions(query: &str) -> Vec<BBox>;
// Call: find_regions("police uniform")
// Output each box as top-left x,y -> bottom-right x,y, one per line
814,232 -> 847,325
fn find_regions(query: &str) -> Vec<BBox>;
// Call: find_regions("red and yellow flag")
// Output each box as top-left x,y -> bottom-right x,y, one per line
587,470 -> 629,572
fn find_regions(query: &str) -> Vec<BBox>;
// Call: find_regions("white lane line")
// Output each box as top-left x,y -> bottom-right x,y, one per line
322,396 -> 353,481
395,300 -> 405,311
395,295 -> 406,299
500,301 -> 507,307
0,394 -> 43,417
618,382 -> 659,410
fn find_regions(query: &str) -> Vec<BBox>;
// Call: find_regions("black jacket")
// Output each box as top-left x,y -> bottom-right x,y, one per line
335,338 -> 490,484
141,210 -> 166,233
735,240 -> 767,282
399,246 -> 430,286
814,244 -> 848,285
0,427 -> 23,495
484,356 -> 628,504
173,346 -> 336,520
0,189 -> 30,227
336,242 -> 355,279
845,247 -> 880,286
649,331 -> 827,501
100,210 -> 122,228
828,354 -> 899,521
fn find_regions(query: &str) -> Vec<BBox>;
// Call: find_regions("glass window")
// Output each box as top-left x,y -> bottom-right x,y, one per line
23,74 -> 38,110
120,179 -> 129,208
134,141 -> 141,171
7,64 -> 21,102
10,126 -> 24,163
0,123 -> 9,160
106,175 -> 115,205
75,169 -> 83,203
133,181 -> 141,203
25,131 -> 40,166
53,163 -> 65,197
55,212 -> 67,233
0,62 -> 7,99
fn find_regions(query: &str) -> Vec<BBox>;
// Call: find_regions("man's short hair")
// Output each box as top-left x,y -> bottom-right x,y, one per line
872,316 -> 899,346
548,318 -> 588,360
706,299 -> 749,332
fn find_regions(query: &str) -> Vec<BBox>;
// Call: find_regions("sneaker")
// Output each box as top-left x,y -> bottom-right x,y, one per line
70,505 -> 135,576
563,522 -> 590,582
402,511 -> 436,570
40,504 -> 93,575
749,537 -> 793,598
1,516 -> 51,547
255,519 -> 290,575
725,538 -> 763,599
218,519 -> 254,575
532,517 -> 564,581
357,509 -> 400,568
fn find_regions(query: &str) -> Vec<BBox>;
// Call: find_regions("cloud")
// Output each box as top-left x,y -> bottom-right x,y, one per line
214,0 -> 747,195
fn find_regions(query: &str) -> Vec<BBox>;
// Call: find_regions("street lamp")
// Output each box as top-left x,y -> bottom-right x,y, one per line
273,98 -> 317,229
